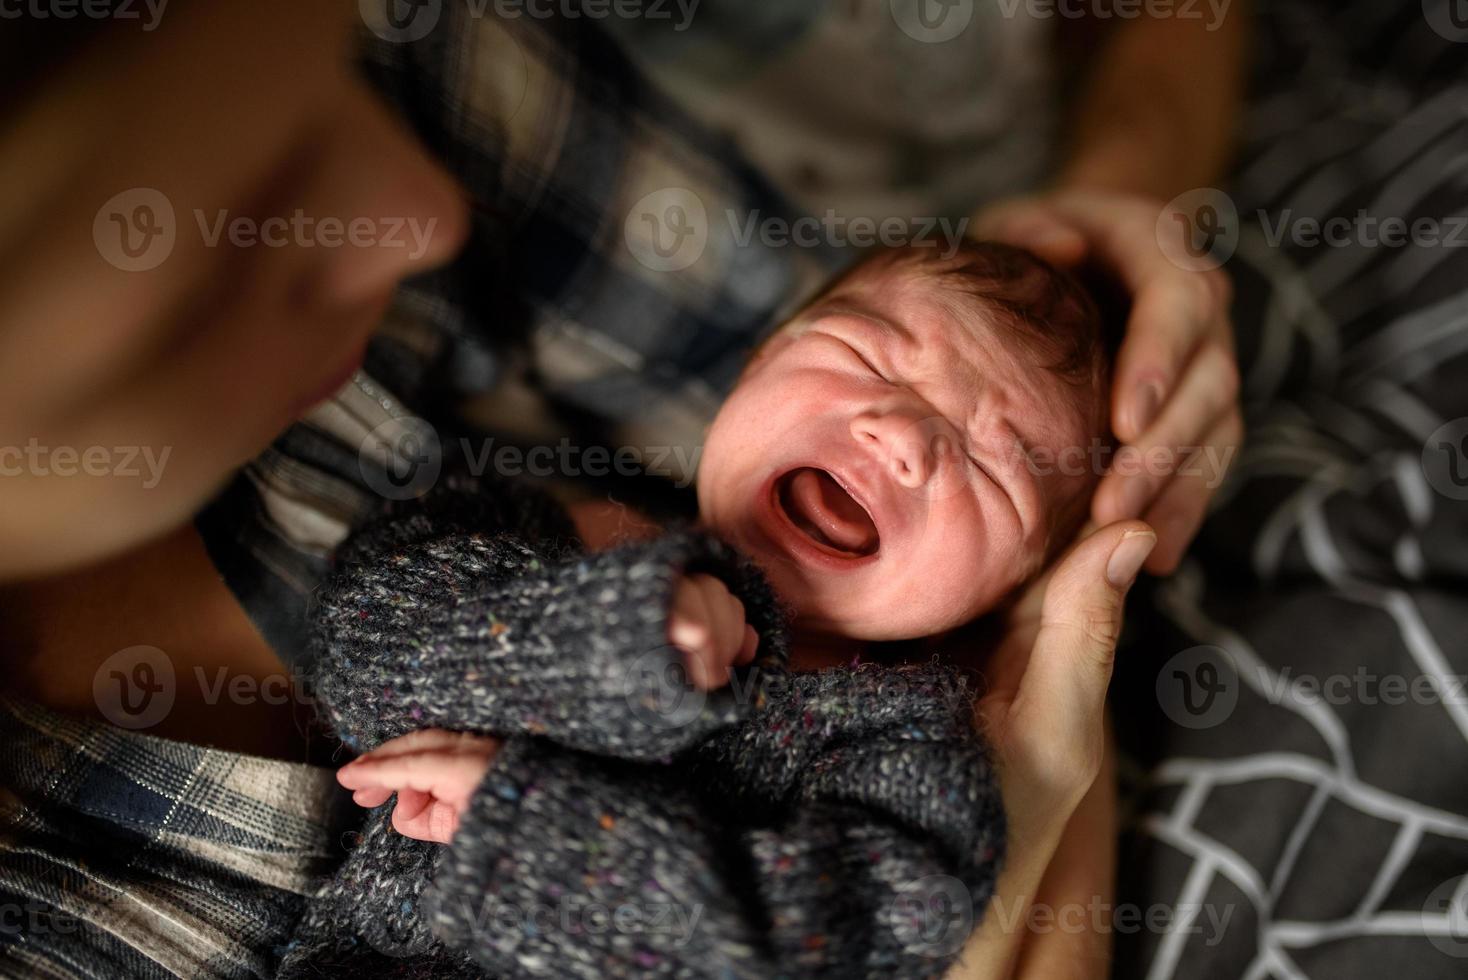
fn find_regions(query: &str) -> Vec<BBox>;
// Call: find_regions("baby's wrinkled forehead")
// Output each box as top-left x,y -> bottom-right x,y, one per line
823,243 -> 1108,386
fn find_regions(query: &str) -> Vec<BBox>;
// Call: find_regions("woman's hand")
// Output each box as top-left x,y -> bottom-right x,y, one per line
948,520 -> 1153,979
979,520 -> 1152,841
973,190 -> 1242,574
338,729 -> 502,844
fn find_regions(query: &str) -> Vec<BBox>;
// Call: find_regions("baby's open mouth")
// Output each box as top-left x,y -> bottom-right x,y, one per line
775,467 -> 879,557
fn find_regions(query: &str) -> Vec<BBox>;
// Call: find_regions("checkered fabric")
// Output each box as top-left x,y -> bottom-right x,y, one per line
0,695 -> 350,978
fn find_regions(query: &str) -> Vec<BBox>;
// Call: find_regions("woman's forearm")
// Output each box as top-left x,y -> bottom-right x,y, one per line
945,820 -> 1069,980
1055,3 -> 1250,200
1013,723 -> 1118,980
945,723 -> 1118,980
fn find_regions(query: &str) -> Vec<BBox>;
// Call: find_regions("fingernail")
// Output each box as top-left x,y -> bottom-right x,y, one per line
1106,530 -> 1157,589
1130,380 -> 1165,437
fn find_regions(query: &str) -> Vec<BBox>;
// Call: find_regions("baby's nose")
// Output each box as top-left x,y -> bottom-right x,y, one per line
849,412 -> 953,489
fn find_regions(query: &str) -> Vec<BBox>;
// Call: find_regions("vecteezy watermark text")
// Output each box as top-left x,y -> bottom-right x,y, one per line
0,439 -> 170,488
359,419 -> 705,502
442,893 -> 705,949
624,187 -> 971,272
996,0 -> 1232,31
890,874 -> 1237,959
360,0 -> 699,44
0,0 -> 166,30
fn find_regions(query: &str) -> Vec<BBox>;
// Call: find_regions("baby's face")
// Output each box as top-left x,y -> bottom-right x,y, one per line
697,253 -> 1102,641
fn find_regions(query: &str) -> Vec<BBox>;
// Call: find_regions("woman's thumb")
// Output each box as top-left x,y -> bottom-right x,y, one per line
979,206 -> 1088,266
1022,522 -> 1156,733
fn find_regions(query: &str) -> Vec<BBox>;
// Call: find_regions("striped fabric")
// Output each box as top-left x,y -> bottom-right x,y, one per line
1111,3 -> 1468,977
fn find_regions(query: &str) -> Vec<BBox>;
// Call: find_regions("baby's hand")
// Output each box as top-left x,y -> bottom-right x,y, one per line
668,573 -> 759,690
336,729 -> 500,843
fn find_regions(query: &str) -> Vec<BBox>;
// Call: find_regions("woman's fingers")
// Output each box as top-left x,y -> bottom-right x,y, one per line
1007,521 -> 1154,805
1109,277 -> 1221,442
1012,190 -> 1235,447
1139,408 -> 1244,573
1093,337 -> 1241,544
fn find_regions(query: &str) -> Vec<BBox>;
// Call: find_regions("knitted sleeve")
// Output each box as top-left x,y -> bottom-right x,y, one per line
422,664 -> 1004,979
309,488 -> 788,760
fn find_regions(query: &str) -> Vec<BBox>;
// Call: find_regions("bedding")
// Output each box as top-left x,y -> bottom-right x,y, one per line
1110,3 -> 1468,976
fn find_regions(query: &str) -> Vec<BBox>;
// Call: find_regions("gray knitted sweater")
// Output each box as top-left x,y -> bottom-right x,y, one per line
279,476 -> 1004,979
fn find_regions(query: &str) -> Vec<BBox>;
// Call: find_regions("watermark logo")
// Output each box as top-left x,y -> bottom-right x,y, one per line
624,647 -> 708,730
1157,645 -> 1239,729
360,0 -> 441,42
1425,875 -> 1468,957
1424,0 -> 1468,42
1156,188 -> 1239,272
1422,417 -> 1468,501
91,648 -> 314,731
890,0 -> 974,43
625,187 -> 709,273
94,188 -> 176,272
891,874 -> 974,957
93,645 -> 175,730
359,415 -> 443,501
95,189 -> 444,269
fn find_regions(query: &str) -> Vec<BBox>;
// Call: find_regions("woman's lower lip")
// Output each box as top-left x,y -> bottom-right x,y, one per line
290,290 -> 393,416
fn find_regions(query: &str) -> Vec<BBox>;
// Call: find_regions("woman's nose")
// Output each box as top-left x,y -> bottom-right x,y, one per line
849,412 -> 953,489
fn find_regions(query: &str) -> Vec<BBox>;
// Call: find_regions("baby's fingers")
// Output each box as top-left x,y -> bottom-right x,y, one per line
393,800 -> 461,844
351,787 -> 393,809
337,747 -> 496,808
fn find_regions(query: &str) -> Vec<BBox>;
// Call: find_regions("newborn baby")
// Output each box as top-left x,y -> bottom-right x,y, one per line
290,241 -> 1111,979
342,239 -> 1110,828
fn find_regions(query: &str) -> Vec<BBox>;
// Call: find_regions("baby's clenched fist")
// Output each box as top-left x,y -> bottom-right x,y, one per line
668,573 -> 759,690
